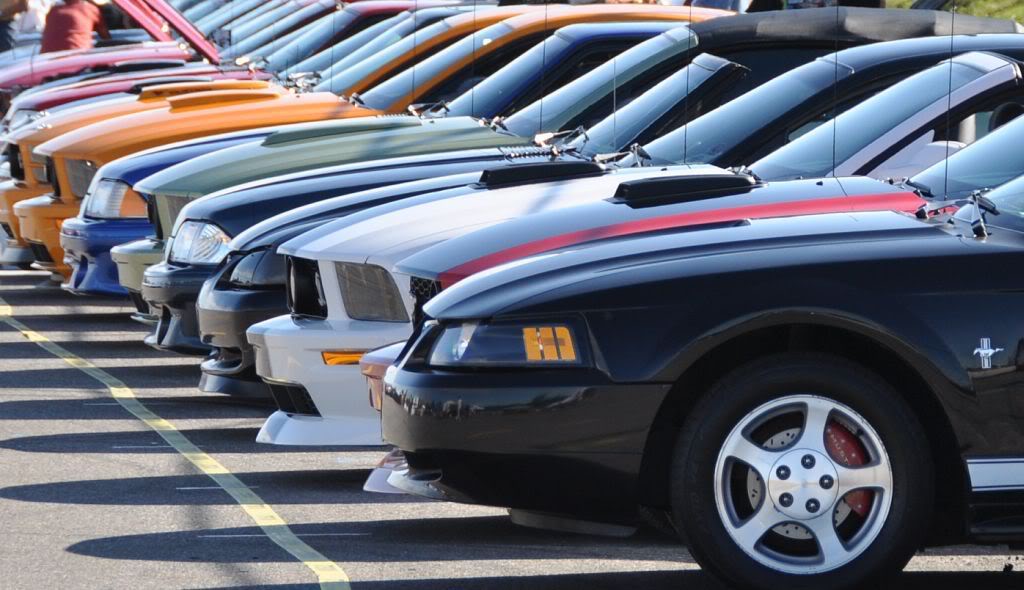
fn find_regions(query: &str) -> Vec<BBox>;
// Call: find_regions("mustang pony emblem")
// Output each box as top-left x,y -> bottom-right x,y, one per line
973,338 -> 1004,370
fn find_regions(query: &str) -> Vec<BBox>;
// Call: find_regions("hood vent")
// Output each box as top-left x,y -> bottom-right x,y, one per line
611,174 -> 758,205
479,161 -> 603,188
499,146 -> 553,159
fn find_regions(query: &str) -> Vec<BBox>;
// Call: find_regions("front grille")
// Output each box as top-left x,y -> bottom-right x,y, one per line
410,276 -> 442,329
44,157 -> 58,195
29,242 -> 52,263
268,382 -> 320,416
5,144 -> 24,181
286,256 -> 327,319
335,262 -> 408,322
154,194 -> 191,240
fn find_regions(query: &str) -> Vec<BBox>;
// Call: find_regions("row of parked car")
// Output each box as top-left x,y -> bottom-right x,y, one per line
4,1 -> 1024,588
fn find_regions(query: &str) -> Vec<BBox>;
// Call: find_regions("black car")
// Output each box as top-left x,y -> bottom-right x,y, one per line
188,6 -> 1010,397
378,169 -> 1024,590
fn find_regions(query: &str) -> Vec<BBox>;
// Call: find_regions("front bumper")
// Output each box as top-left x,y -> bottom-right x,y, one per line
247,314 -> 409,446
13,193 -> 81,278
0,179 -> 47,260
111,238 -> 164,320
196,267 -> 286,396
59,216 -> 152,296
140,261 -> 214,355
380,363 -> 672,522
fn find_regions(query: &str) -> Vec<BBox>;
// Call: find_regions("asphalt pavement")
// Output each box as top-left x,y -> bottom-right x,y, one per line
0,269 -> 1022,589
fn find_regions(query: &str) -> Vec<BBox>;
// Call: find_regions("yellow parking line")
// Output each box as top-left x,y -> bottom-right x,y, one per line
0,296 -> 350,589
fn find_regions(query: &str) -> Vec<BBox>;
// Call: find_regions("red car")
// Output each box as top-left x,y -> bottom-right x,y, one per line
2,1 -> 417,120
0,0 -> 219,109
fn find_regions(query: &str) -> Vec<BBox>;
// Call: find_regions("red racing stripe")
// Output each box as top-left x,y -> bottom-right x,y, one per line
438,191 -> 925,287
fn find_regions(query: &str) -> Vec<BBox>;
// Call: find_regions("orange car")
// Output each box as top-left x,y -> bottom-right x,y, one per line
0,79 -> 280,266
15,4 -> 727,278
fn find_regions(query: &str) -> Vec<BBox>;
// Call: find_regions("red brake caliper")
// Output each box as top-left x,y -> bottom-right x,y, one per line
825,421 -> 873,517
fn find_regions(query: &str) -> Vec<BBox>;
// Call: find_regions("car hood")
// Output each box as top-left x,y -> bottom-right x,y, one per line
35,91 -> 369,162
423,210 -> 965,321
0,43 -> 189,88
231,172 -> 488,252
183,146 -> 560,241
279,165 -> 733,268
137,116 -> 522,198
395,176 -> 924,286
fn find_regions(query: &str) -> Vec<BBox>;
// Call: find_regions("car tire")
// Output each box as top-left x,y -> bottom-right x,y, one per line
670,353 -> 933,590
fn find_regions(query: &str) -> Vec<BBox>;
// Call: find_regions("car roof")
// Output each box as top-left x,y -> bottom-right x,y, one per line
687,6 -> 1021,50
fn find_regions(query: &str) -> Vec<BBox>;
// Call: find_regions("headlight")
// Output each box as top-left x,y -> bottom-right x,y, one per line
81,179 -> 147,219
428,320 -> 587,368
7,109 -> 39,131
227,249 -> 286,288
65,158 -> 98,199
168,220 -> 231,265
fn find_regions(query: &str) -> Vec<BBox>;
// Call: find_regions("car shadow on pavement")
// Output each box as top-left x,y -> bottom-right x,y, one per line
65,515 -> 686,564
0,469 -> 423,506
0,426 -> 382,454
0,395 -> 274,420
0,363 -> 204,389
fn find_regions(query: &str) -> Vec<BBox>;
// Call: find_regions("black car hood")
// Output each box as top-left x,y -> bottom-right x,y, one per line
424,210 -> 973,320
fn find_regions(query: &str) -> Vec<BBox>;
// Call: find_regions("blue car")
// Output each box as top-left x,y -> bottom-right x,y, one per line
60,130 -> 274,297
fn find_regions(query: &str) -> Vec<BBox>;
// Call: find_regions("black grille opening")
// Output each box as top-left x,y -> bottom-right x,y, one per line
410,276 -> 442,329
0,222 -> 12,236
28,242 -> 52,263
5,144 -> 24,181
127,290 -> 148,314
268,382 -> 320,416
44,157 -> 59,195
286,256 -> 327,319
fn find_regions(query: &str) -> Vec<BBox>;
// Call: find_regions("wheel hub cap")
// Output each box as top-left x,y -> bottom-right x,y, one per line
767,449 -> 839,521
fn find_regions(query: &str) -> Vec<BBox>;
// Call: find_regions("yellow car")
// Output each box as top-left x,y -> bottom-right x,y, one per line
0,79 -> 278,267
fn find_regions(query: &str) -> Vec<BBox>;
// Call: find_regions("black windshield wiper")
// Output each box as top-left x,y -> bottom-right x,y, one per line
346,93 -> 367,108
904,179 -> 935,198
975,191 -> 1000,216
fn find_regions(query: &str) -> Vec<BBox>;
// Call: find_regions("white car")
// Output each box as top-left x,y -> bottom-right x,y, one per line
247,164 -> 729,445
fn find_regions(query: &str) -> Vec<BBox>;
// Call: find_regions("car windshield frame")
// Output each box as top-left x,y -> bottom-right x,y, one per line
503,26 -> 697,139
316,18 -> 455,95
912,113 -> 1024,201
358,20 -> 519,111
284,10 -> 410,77
750,59 -> 997,181
640,56 -> 854,167
567,52 -> 727,157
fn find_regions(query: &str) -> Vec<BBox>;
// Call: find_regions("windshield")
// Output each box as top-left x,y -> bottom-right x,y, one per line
912,113 -> 1024,200
445,30 -> 574,118
284,12 -> 407,77
359,21 -> 518,111
985,174 -> 1024,233
264,9 -> 361,72
567,53 -> 722,157
642,57 -> 850,166
504,26 -> 696,139
751,61 -> 992,181
316,19 -> 454,95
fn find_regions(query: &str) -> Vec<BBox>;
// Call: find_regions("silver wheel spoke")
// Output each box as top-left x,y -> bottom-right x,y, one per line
798,398 -> 833,454
722,434 -> 777,479
734,502 -> 787,553
836,462 -> 891,496
805,512 -> 852,567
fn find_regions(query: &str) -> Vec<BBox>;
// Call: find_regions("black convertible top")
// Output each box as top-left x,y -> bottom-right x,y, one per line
688,7 -> 1022,50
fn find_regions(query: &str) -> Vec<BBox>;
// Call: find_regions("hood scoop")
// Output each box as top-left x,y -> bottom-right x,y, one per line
499,146 -> 554,159
611,174 -> 758,206
479,161 -> 604,188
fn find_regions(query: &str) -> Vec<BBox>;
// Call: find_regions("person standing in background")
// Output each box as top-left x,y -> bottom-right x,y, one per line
0,0 -> 29,53
40,0 -> 108,53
